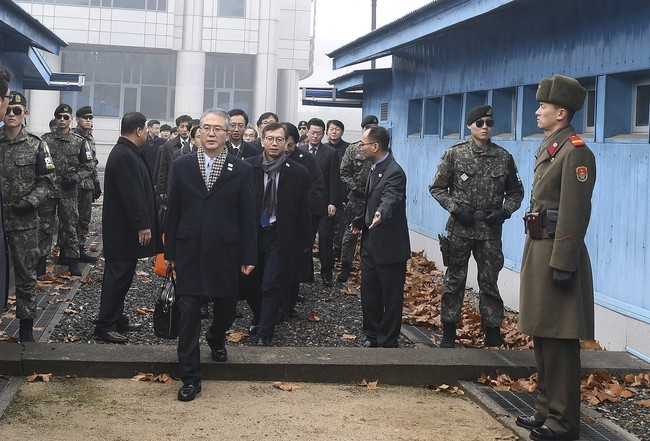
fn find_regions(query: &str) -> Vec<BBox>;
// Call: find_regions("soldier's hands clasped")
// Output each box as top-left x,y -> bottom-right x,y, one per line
61,175 -> 77,190
485,208 -> 509,226
11,199 -> 35,216
552,268 -> 573,290
453,207 -> 475,227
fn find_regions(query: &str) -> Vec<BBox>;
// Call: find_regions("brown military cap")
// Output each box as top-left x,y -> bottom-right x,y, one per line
54,103 -> 73,116
466,105 -> 493,125
536,74 -> 587,112
8,91 -> 27,106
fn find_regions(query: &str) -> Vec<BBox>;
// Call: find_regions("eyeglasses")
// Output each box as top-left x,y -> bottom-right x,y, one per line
201,125 -> 227,134
5,107 -> 24,116
474,119 -> 494,128
358,140 -> 377,148
264,136 -> 286,144
80,114 -> 94,120
55,114 -> 71,120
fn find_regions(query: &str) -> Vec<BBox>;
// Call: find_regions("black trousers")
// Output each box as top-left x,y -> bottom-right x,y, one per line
177,295 -> 238,385
360,237 -> 406,347
314,214 -> 334,277
532,336 -> 581,436
257,227 -> 282,338
94,258 -> 138,333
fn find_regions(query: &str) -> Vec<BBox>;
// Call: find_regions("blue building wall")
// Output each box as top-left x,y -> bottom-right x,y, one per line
365,1 -> 650,323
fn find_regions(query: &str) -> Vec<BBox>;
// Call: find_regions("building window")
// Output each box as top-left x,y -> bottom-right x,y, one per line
61,47 -> 176,119
204,54 -> 255,115
407,99 -> 423,137
23,0 -> 167,11
442,94 -> 462,138
491,87 -> 516,139
585,88 -> 596,132
218,0 -> 246,17
423,97 -> 441,136
634,83 -> 650,132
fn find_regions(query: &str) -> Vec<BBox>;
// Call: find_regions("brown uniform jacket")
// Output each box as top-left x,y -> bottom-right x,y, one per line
518,126 -> 596,339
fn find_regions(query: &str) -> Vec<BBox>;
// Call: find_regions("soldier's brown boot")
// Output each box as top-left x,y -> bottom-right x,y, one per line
19,319 -> 35,343
79,246 -> 98,263
484,326 -> 504,347
440,323 -> 456,348
67,259 -> 82,276
36,256 -> 47,277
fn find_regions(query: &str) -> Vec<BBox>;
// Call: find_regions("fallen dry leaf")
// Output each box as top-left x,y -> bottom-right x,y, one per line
634,399 -> 650,408
306,311 -> 320,322
341,333 -> 357,340
226,331 -> 249,343
273,381 -> 302,391
135,307 -> 155,315
135,270 -> 149,276
63,307 -> 77,315
436,384 -> 465,395
132,372 -> 155,382
26,373 -> 53,382
358,379 -> 380,390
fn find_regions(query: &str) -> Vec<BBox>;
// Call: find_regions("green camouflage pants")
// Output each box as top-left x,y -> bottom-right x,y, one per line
38,196 -> 80,259
341,200 -> 364,263
75,187 -> 93,246
441,235 -> 504,327
7,228 -> 39,319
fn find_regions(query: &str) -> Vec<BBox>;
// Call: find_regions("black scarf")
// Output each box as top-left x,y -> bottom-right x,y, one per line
261,151 -> 286,222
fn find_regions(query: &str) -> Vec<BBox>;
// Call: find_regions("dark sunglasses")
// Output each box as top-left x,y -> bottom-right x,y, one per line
474,119 -> 494,128
299,126 -> 307,130
5,107 -> 24,116
80,114 -> 94,120
55,114 -> 71,120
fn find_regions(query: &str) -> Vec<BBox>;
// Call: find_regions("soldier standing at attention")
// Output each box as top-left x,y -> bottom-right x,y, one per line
72,105 -> 101,263
515,75 -> 595,441
39,104 -> 95,276
429,105 -> 524,348
336,115 -> 375,282
0,91 -> 55,342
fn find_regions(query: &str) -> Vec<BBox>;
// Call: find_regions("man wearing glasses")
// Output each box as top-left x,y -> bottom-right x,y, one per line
226,108 -> 258,159
429,105 -> 524,348
39,104 -> 95,276
72,106 -> 101,264
0,91 -> 56,342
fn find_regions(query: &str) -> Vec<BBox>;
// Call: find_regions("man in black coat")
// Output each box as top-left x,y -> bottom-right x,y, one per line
156,114 -> 192,199
143,119 -> 165,183
165,108 -> 257,402
300,118 -> 340,286
246,122 -> 311,346
94,112 -> 162,343
351,125 -> 410,348
226,109 -> 259,159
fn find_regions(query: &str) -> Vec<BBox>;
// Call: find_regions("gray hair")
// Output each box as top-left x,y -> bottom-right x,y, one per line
200,108 -> 231,129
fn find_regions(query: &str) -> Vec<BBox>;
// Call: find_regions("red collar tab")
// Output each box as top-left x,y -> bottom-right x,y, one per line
548,142 -> 559,156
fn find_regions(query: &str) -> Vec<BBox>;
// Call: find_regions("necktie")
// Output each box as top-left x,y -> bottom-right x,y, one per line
205,158 -> 213,185
310,147 -> 316,155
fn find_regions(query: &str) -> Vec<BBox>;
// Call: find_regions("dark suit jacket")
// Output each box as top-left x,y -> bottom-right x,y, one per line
164,152 -> 257,298
103,137 -> 162,259
326,140 -> 350,203
157,136 -> 190,195
245,155 -> 312,286
358,154 -> 410,265
288,149 -> 323,217
300,143 -> 340,215
143,136 -> 165,183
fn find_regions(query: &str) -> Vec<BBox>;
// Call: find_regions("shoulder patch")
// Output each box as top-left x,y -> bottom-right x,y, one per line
569,135 -> 585,147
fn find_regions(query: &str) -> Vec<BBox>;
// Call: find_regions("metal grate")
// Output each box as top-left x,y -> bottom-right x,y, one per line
480,386 -> 628,441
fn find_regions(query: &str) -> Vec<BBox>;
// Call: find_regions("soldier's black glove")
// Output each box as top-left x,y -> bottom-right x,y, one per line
61,176 -> 77,190
93,181 -> 102,200
552,268 -> 573,290
11,199 -> 35,216
485,208 -> 510,226
452,207 -> 475,228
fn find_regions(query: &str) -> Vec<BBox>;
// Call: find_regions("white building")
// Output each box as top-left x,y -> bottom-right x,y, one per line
17,0 -> 314,159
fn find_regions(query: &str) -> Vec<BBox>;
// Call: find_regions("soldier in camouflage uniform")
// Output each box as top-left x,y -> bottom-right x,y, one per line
429,105 -> 524,348
336,114 -> 376,282
71,105 -> 101,263
39,103 -> 95,276
0,92 -> 56,342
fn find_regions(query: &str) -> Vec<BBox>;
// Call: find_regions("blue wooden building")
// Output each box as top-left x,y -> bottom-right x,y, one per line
329,0 -> 650,360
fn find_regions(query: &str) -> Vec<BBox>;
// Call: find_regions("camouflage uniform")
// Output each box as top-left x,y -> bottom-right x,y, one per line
429,137 -> 524,327
339,141 -> 371,263
39,130 -> 94,260
71,127 -> 99,246
0,128 -> 55,319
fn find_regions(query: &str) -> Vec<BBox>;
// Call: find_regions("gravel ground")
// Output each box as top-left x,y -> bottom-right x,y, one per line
47,207 -> 649,441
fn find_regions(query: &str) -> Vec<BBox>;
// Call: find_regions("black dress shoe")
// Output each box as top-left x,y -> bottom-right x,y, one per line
211,347 -> 228,362
94,330 -> 128,343
249,324 -> 258,335
362,339 -> 377,348
516,415 -> 544,430
322,277 -> 333,287
178,382 -> 201,402
118,323 -> 142,333
530,426 -> 579,441
295,293 -> 306,303
200,304 -> 209,318
257,336 -> 272,346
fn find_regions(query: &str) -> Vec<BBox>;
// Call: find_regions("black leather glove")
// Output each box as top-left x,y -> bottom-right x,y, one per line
485,208 -> 510,226
61,176 -> 77,190
452,207 -> 475,227
11,199 -> 35,216
552,268 -> 573,290
93,181 -> 102,200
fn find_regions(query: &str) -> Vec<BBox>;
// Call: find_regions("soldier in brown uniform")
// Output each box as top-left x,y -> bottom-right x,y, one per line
0,92 -> 55,342
516,75 -> 596,441
39,104 -> 95,276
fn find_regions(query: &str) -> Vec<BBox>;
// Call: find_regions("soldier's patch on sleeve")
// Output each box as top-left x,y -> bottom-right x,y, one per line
42,142 -> 56,170
83,140 -> 94,161
569,135 -> 585,147
576,166 -> 588,182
